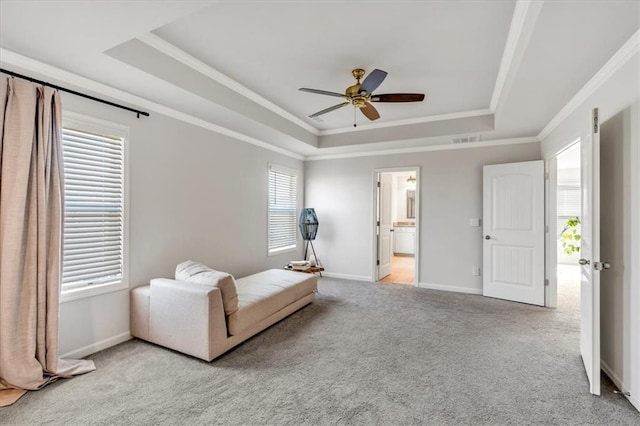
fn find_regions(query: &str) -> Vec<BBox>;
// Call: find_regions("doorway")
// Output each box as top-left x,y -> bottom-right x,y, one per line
555,142 -> 582,313
373,168 -> 419,286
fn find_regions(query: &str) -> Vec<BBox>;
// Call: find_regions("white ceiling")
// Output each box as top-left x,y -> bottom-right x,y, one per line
153,1 -> 515,130
0,1 -> 638,158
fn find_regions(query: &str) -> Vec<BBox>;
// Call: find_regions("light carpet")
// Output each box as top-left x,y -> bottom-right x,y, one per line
2,277 -> 638,425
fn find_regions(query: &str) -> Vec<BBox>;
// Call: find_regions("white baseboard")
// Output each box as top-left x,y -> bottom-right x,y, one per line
60,332 -> 132,360
601,359 -> 630,396
632,394 -> 640,414
322,272 -> 372,282
417,282 -> 483,295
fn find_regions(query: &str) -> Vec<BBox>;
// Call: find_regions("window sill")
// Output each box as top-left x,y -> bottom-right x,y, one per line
60,280 -> 129,304
268,245 -> 298,257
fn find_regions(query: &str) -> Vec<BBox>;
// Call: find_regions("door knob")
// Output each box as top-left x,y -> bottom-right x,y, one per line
578,259 -> 590,265
484,235 -> 491,240
594,261 -> 611,271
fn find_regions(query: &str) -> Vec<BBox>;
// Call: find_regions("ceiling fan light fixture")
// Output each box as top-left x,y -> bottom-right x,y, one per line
299,68 -> 425,122
407,176 -> 417,185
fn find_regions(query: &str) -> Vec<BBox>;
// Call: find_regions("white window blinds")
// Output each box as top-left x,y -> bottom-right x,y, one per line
557,186 -> 581,217
62,128 -> 124,290
268,164 -> 298,254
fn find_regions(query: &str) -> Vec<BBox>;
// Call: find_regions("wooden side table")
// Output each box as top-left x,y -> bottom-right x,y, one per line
285,266 -> 324,276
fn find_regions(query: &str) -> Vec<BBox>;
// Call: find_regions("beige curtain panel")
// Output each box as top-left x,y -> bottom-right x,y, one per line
0,77 -> 95,404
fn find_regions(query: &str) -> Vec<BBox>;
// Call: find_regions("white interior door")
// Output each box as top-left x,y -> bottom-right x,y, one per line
378,174 -> 392,279
483,160 -> 545,305
580,108 -> 601,395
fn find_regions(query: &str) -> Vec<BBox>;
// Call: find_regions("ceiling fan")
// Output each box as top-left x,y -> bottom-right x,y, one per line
299,68 -> 425,126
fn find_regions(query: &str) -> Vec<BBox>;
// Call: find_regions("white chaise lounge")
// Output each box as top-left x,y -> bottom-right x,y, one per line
130,261 -> 317,361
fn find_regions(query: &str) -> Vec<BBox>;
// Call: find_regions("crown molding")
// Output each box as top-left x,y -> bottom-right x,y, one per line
139,33 -> 494,139
538,28 -> 640,141
137,33 -> 320,136
317,108 -> 492,137
304,136 -> 539,161
490,0 -> 540,112
0,48 -> 304,160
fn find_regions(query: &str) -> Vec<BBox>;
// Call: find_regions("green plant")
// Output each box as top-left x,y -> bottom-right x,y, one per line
560,217 -> 581,255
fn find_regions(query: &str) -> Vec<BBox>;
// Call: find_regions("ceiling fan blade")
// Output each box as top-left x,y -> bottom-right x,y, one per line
309,102 -> 350,118
359,69 -> 388,94
299,88 -> 347,98
372,93 -> 425,102
360,102 -> 380,121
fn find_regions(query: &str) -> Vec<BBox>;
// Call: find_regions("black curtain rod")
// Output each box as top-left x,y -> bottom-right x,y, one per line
0,68 -> 150,119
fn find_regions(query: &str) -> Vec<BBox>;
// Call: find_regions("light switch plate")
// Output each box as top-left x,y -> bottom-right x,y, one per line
470,218 -> 481,227
472,267 -> 481,276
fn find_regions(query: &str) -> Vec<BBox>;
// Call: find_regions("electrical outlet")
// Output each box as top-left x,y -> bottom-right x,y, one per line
470,218 -> 481,227
472,267 -> 481,276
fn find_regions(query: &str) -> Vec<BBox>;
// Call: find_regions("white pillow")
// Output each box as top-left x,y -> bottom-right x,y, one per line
175,260 -> 239,315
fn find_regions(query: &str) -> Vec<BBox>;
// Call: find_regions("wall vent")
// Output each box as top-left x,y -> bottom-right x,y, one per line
452,135 -> 480,144
309,115 -> 326,123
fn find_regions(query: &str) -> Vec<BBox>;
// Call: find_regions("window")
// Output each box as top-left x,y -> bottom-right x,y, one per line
557,185 -> 581,232
60,115 -> 128,298
268,164 -> 298,255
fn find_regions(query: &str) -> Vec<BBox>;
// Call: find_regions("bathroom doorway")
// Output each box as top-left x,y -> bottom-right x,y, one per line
373,168 -> 419,286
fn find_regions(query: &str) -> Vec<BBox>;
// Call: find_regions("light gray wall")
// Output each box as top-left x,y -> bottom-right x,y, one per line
304,142 -> 541,290
600,108 -> 632,394
540,49 -> 639,408
58,95 -> 303,357
541,54 -> 639,158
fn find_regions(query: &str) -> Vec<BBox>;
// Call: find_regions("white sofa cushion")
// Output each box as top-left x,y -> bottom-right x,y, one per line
175,260 -> 239,315
227,269 -> 317,336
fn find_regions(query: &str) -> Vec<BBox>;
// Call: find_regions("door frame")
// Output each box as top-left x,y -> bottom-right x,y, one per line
372,166 -> 421,285
630,103 -> 640,411
545,137 -> 581,308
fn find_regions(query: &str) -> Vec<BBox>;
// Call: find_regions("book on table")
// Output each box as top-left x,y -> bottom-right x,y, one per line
290,260 -> 310,270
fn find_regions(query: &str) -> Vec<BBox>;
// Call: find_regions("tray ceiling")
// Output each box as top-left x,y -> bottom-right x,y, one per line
1,1 -> 638,157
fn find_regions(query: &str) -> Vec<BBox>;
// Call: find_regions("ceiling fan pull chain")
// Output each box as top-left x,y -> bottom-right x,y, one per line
353,106 -> 357,127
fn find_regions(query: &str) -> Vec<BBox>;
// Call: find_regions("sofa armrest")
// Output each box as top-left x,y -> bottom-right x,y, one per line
148,278 -> 228,361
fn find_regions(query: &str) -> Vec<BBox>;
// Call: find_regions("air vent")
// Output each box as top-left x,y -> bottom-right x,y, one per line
452,135 -> 480,144
309,115 -> 326,123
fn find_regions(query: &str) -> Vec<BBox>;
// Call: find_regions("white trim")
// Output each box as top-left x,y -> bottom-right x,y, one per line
417,282 -> 483,295
138,34 -> 495,139
630,102 -> 640,412
305,136 -> 539,161
545,138 -> 581,309
59,111 -> 131,304
372,167 -> 420,286
548,137 -> 582,162
0,48 -> 304,161
545,156 -> 558,308
318,109 -> 492,136
60,281 -> 129,304
321,272 -> 372,282
63,110 -> 129,138
60,332 -> 131,359
601,360 -> 631,397
538,29 -> 640,140
490,0 -> 535,112
267,163 -> 299,256
137,33 -> 320,136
